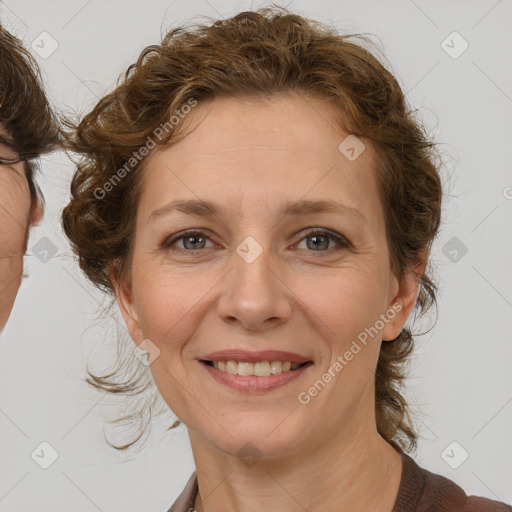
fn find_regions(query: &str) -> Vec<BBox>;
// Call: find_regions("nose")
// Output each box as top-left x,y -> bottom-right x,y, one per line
216,238 -> 293,332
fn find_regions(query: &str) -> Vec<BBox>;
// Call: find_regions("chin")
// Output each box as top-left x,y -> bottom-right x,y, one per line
193,411 -> 310,461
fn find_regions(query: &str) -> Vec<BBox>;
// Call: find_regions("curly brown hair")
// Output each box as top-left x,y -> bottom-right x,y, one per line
62,6 -> 442,452
0,25 -> 60,211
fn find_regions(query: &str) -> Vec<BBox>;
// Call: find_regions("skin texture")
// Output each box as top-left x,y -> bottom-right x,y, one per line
0,127 -> 41,330
115,94 -> 424,512
0,130 -> 30,329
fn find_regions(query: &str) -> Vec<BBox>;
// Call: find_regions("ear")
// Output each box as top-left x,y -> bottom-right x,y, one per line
109,261 -> 143,344
382,253 -> 427,342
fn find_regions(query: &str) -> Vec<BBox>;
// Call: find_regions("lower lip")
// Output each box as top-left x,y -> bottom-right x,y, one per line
199,361 -> 312,393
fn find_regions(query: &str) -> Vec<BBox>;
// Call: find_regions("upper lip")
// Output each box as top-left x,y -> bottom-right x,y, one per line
201,350 -> 312,364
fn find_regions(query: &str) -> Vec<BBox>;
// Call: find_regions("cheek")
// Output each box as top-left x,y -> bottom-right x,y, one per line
296,262 -> 389,390
300,261 -> 388,337
131,258 -> 217,341
129,261 -> 216,417
0,173 -> 31,256
131,251 -> 390,354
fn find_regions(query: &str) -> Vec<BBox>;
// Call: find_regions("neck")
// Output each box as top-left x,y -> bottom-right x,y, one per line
188,416 -> 403,512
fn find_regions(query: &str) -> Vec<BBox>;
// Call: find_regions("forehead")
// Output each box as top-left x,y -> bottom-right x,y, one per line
160,94 -> 357,156
138,94 -> 380,220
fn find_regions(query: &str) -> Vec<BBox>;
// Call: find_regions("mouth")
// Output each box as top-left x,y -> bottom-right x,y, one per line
200,359 -> 312,376
198,355 -> 314,393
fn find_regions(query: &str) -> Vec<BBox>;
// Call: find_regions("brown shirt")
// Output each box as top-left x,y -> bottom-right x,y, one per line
167,452 -> 511,511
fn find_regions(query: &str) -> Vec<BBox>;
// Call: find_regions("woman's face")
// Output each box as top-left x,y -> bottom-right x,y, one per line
0,127 -> 32,330
116,94 -> 420,459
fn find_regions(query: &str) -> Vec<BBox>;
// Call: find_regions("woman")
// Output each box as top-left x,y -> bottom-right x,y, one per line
0,25 -> 59,331
62,7 -> 511,511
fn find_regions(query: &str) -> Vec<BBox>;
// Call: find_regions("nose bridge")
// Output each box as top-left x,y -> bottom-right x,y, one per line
217,232 -> 292,330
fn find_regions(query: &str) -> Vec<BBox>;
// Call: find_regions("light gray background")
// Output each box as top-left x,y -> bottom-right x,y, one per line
0,0 -> 511,510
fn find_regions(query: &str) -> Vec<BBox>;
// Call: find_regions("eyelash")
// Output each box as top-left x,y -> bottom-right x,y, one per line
161,228 -> 351,255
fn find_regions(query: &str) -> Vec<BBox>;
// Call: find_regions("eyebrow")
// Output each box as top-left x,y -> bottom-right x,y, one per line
148,198 -> 366,224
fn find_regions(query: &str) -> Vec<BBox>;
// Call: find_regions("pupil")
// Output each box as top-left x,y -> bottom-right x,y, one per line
308,235 -> 328,251
185,236 -> 204,249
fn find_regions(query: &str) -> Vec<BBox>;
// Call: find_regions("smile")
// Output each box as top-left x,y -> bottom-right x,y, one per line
199,359 -> 313,393
203,360 -> 307,376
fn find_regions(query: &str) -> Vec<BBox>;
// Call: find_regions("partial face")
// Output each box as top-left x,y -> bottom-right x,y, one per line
117,95 -> 420,459
0,127 -> 32,330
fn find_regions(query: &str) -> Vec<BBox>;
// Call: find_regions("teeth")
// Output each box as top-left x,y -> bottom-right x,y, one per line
270,361 -> 282,374
226,360 -> 238,374
254,361 -> 270,376
237,362 -> 253,376
210,360 -> 303,376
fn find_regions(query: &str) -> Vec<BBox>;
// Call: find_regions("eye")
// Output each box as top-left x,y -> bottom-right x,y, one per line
161,228 -> 351,254
294,228 -> 350,253
162,229 -> 216,251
